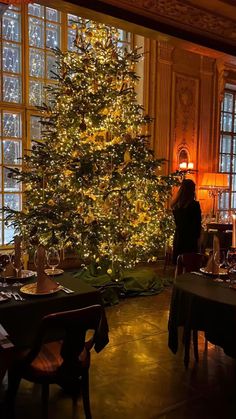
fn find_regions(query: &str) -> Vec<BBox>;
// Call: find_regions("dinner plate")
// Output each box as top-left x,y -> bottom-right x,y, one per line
20,282 -> 62,296
5,270 -> 36,281
44,268 -> 64,276
200,267 -> 228,276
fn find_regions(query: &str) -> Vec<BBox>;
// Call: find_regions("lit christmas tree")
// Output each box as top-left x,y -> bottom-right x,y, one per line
5,19 -> 178,274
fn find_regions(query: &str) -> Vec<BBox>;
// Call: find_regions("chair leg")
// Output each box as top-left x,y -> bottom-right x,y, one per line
41,383 -> 49,419
193,330 -> 199,363
81,370 -> 92,419
5,370 -> 21,419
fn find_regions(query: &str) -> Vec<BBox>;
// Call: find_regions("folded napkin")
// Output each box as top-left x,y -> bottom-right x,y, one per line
4,236 -> 22,277
205,235 -> 220,274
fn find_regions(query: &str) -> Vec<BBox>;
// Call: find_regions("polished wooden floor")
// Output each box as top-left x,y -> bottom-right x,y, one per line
1,267 -> 236,418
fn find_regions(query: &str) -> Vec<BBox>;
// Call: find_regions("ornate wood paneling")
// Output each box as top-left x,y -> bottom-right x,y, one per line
172,73 -> 199,171
65,0 -> 236,55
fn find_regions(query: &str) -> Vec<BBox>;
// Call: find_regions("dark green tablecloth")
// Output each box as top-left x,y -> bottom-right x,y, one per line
0,272 -> 108,351
168,273 -> 236,358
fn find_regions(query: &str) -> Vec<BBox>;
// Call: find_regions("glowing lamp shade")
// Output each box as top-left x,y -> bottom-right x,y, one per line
201,173 -> 229,191
201,172 -> 229,216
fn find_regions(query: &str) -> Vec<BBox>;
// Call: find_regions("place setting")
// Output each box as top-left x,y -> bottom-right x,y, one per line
20,244 -> 73,297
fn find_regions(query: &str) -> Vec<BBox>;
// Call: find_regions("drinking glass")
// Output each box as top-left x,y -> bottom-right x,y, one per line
10,252 -> 24,286
46,247 -> 60,275
0,253 -> 11,287
226,249 -> 236,269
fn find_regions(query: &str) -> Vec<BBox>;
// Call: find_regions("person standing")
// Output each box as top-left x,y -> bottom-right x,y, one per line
171,179 -> 202,264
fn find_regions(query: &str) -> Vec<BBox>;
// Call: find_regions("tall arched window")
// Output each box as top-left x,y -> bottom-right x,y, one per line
219,87 -> 236,217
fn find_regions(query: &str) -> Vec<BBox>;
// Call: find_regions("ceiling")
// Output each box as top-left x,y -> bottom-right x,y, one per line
40,0 -> 236,64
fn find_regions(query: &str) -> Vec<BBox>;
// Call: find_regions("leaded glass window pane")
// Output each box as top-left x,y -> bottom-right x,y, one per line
219,154 -> 231,173
3,140 -> 22,164
28,3 -> 44,18
219,192 -> 229,209
3,75 -> 21,103
3,112 -> 21,137
222,113 -> 232,132
232,175 -> 236,190
232,157 -> 236,172
46,8 -> 60,23
29,48 -> 45,77
2,10 -> 21,42
68,28 -> 76,51
231,192 -> 236,209
29,79 -> 43,106
46,22 -> 60,48
4,193 -> 21,211
29,17 -> 44,48
224,93 -> 233,113
30,115 -> 42,140
4,223 -> 14,244
233,137 -> 236,154
221,135 -> 231,153
67,14 -> 80,25
45,83 -> 55,106
46,53 -> 57,79
3,42 -> 21,73
4,167 -> 21,192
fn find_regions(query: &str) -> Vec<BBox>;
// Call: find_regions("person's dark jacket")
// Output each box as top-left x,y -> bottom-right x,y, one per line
172,200 -> 201,264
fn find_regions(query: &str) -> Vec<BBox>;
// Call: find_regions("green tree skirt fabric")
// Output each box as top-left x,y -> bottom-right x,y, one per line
74,265 -> 173,306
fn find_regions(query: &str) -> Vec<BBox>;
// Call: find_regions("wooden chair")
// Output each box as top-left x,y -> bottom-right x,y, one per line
5,304 -> 105,419
175,252 -> 207,279
0,324 -> 14,386
175,252 -> 208,368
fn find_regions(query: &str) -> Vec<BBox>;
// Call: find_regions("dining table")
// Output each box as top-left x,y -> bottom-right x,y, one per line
168,272 -> 236,366
0,270 -> 109,385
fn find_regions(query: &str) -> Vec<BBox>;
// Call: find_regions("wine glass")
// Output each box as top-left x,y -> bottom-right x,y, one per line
10,252 -> 24,286
46,247 -> 60,276
226,249 -> 236,269
226,249 -> 236,285
0,253 -> 11,287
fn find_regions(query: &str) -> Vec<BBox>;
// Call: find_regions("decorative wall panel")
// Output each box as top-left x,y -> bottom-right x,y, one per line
172,73 -> 199,171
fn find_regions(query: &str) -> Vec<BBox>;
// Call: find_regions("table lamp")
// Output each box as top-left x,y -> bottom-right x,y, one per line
200,172 -> 229,217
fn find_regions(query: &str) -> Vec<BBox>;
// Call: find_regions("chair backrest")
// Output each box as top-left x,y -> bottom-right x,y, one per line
175,252 -> 207,279
24,304 -> 108,367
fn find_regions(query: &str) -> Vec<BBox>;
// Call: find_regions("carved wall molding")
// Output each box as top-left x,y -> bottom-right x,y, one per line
76,0 -> 236,55
158,40 -> 174,64
217,60 -> 229,102
200,56 -> 215,76
109,0 -> 236,43
172,73 -> 199,170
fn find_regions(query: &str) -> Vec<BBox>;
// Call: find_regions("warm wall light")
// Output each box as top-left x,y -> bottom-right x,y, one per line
200,172 -> 229,216
179,162 -> 187,170
187,162 -> 194,170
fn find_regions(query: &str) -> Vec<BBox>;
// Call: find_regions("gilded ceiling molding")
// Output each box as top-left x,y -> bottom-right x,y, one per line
102,0 -> 236,44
